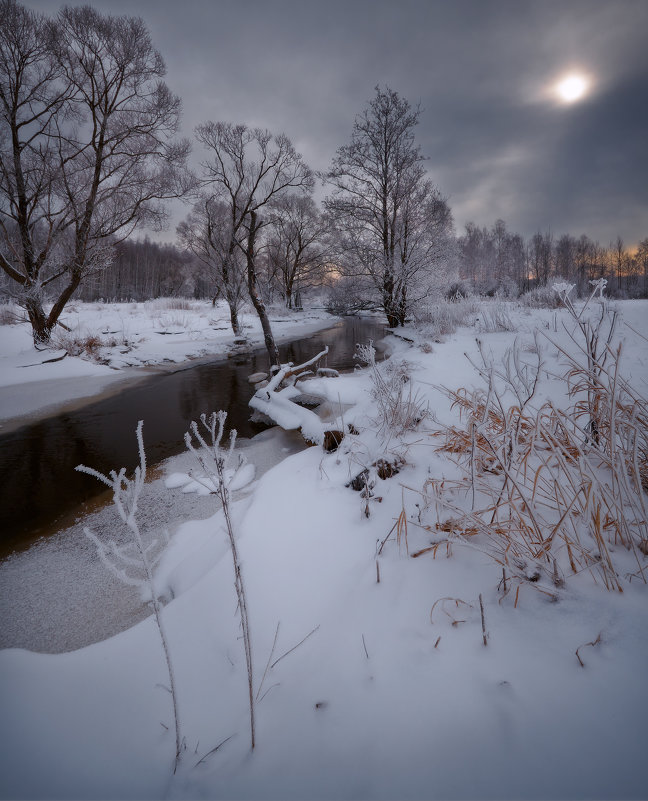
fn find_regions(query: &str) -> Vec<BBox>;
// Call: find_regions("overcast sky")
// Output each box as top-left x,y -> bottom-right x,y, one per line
27,0 -> 648,246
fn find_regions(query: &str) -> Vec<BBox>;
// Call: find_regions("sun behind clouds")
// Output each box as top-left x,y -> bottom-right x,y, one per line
555,73 -> 590,103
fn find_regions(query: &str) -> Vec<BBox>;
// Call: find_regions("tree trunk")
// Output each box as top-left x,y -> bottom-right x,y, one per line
25,294 -> 50,345
227,295 -> 241,336
246,211 -> 280,368
45,272 -> 84,339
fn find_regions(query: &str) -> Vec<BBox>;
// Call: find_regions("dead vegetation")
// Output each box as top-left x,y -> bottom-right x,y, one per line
413,293 -> 648,597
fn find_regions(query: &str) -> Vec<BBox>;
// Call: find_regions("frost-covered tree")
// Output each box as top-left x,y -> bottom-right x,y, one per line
194,122 -> 313,366
323,86 -> 453,326
0,1 -> 190,343
529,231 -> 554,287
265,194 -> 332,308
177,196 -> 247,333
637,237 -> 648,295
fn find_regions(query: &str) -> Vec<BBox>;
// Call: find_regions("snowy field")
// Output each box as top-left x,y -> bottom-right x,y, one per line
1,296 -> 647,800
0,298 -> 337,428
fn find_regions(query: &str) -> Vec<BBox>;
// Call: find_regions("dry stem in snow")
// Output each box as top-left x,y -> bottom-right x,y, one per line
421,293 -> 647,597
183,411 -> 256,751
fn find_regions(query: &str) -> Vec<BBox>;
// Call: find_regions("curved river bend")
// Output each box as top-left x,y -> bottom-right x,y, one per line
0,316 -> 387,555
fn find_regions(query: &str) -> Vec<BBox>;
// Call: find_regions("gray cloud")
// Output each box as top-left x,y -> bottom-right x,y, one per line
24,0 -> 648,245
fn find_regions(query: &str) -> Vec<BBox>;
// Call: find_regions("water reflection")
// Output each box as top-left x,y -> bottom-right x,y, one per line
0,317 -> 387,551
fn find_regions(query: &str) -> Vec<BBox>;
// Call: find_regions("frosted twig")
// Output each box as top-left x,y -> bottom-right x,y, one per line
77,421 -> 183,773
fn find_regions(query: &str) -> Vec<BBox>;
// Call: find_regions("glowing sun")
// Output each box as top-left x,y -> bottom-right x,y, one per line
555,73 -> 589,103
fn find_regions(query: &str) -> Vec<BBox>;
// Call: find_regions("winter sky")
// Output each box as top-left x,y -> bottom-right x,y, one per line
24,0 -> 648,247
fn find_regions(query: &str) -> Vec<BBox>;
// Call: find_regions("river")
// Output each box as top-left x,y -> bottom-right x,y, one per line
0,316 -> 388,653
0,316 -> 388,555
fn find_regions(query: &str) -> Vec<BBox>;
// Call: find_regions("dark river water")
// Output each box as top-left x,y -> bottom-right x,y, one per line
0,316 -> 387,554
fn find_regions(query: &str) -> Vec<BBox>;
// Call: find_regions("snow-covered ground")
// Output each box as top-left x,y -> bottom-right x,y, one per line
1,297 -> 647,799
0,298 -> 337,428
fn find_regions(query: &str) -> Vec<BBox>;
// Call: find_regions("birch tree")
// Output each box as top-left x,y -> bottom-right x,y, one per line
323,86 -> 453,326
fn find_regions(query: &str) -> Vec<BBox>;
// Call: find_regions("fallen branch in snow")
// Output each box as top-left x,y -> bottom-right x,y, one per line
194,734 -> 235,768
430,597 -> 473,626
19,351 -> 68,367
270,624 -> 320,670
249,347 -> 333,447
479,593 -> 488,646
575,632 -> 602,667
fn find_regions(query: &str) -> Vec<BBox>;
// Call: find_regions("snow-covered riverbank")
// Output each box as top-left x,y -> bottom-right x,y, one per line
0,299 -> 338,429
1,297 -> 647,800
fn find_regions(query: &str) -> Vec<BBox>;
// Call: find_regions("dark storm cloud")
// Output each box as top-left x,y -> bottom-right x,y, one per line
24,0 -> 648,244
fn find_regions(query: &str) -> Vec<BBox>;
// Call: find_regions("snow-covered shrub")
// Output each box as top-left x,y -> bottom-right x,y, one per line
0,302 -> 22,325
52,329 -> 104,359
411,295 -> 478,340
149,297 -> 195,312
445,282 -> 470,301
155,312 -> 190,330
478,301 -> 517,333
521,282 -> 568,309
325,275 -> 378,315
355,342 -> 428,437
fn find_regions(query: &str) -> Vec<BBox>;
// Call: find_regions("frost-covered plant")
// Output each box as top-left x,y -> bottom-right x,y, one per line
0,303 -> 23,325
52,329 -> 104,359
148,297 -> 195,312
550,276 -> 618,446
355,341 -> 428,437
521,282 -> 567,309
421,335 -> 647,597
155,312 -> 191,330
478,301 -> 517,333
76,422 -> 183,773
411,295 -> 478,339
183,411 -> 256,751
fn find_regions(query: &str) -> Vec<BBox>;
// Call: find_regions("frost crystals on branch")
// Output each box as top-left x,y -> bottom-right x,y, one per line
76,422 -> 183,774
184,411 -> 256,751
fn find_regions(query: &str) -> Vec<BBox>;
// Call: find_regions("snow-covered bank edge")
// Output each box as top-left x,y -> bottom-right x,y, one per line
0,300 -> 340,431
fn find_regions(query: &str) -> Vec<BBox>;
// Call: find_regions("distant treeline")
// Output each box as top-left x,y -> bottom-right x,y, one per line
457,221 -> 648,299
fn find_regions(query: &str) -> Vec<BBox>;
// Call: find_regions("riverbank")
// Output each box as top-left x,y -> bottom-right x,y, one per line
1,297 -> 647,800
0,426 -> 307,653
0,299 -> 340,431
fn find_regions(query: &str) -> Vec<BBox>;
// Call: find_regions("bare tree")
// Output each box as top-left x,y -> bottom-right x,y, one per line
194,122 -> 313,366
266,194 -> 332,308
529,231 -> 554,287
177,196 -> 247,333
323,86 -> 452,326
637,238 -> 648,296
0,1 -> 190,343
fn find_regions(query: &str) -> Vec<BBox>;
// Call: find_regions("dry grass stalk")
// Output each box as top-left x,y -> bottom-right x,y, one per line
185,411 -> 256,751
420,331 -> 647,594
430,597 -> 473,626
575,632 -> 602,667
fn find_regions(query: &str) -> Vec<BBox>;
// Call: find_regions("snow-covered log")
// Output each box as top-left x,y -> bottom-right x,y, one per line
249,347 -> 332,446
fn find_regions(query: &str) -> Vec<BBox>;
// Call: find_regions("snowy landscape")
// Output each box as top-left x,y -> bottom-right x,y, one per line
1,290 -> 647,800
2,1 -> 648,798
